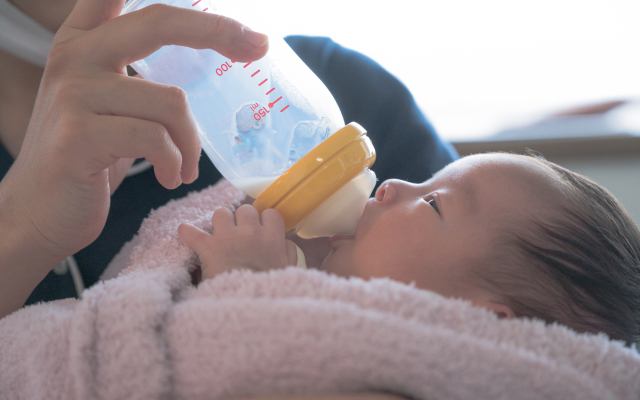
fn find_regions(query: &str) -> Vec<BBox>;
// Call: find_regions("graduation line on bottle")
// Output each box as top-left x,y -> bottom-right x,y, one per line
227,58 -> 290,113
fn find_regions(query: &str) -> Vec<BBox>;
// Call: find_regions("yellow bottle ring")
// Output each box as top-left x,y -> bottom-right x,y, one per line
253,122 -> 376,232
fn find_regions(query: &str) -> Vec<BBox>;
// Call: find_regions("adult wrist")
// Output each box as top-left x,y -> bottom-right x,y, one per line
0,176 -> 65,318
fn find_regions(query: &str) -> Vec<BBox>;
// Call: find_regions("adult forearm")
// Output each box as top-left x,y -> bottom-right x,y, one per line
0,186 -> 63,319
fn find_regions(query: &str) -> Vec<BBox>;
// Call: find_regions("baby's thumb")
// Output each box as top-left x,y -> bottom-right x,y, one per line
178,223 -> 208,253
285,240 -> 300,267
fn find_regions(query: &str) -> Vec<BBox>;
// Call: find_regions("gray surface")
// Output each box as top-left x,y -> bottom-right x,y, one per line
542,154 -> 640,228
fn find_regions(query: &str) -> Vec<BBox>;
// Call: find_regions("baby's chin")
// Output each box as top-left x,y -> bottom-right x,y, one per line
317,250 -> 333,272
317,249 -> 353,279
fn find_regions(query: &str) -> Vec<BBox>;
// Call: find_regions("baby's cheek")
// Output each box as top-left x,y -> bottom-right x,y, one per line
354,235 -> 426,282
319,249 -> 352,278
350,244 -> 393,280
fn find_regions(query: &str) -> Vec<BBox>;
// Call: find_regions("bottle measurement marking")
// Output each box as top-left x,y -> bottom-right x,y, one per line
209,56 -> 291,115
242,62 -> 289,111
215,61 -> 233,76
250,102 -> 270,121
269,96 -> 282,108
187,4 -> 291,116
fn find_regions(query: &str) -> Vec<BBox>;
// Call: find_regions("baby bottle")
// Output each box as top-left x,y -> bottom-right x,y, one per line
121,0 -> 376,239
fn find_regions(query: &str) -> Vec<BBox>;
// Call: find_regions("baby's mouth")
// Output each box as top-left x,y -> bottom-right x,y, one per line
334,184 -> 388,247
327,234 -> 353,248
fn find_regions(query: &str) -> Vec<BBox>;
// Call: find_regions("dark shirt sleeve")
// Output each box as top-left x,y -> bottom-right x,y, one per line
15,36 -> 458,304
284,36 -> 458,186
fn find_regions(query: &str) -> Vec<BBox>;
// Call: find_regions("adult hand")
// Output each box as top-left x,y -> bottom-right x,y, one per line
178,205 -> 298,280
3,0 -> 268,262
0,0 -> 268,317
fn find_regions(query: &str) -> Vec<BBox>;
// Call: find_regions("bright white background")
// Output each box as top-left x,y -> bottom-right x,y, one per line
228,0 -> 640,140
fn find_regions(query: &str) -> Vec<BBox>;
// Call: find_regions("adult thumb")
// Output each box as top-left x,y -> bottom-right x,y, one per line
63,0 -> 126,31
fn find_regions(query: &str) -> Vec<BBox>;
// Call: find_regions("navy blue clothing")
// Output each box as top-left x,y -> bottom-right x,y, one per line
0,36 -> 458,305
284,36 -> 458,182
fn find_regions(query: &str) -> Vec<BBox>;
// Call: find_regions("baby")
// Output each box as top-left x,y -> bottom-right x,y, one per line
178,152 -> 640,346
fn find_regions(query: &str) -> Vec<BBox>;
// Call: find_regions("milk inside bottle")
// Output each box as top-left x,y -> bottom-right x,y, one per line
121,0 -> 377,238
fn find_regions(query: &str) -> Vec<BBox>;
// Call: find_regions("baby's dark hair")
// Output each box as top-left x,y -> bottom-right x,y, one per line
477,151 -> 640,346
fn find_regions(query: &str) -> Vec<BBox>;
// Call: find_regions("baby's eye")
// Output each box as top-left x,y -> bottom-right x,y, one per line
426,197 -> 440,214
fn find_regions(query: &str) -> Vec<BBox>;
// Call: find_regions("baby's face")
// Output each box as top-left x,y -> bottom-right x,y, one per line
320,153 -> 558,305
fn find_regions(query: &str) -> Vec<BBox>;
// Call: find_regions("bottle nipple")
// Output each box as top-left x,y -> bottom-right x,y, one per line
295,169 -> 376,239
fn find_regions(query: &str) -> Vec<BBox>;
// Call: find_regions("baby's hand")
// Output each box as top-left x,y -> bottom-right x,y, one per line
178,205 -> 297,280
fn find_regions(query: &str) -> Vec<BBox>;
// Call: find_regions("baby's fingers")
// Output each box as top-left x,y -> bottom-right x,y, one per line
260,208 -> 285,231
178,223 -> 210,254
235,204 -> 260,227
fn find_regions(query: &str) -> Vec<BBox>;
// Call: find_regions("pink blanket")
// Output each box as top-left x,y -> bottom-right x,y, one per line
1,180 -> 639,399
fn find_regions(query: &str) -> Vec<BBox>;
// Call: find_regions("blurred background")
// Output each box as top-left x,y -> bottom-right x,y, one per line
228,0 -> 640,225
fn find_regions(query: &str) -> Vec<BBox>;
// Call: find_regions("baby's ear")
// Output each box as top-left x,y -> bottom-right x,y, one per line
474,300 -> 516,319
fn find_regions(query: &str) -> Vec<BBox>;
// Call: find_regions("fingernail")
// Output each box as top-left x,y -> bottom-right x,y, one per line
186,168 -> 199,184
242,27 -> 268,48
174,176 -> 183,188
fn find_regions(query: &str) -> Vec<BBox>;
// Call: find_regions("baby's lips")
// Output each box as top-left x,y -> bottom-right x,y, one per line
327,234 -> 354,247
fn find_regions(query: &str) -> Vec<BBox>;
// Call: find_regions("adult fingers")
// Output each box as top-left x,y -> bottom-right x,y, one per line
89,5 -> 268,71
235,204 -> 260,227
178,223 -> 209,254
87,75 -> 201,183
63,115 -> 182,189
108,158 -> 136,195
63,0 -> 125,31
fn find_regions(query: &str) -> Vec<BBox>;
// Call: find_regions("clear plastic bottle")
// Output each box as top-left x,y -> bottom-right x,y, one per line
121,0 -> 376,238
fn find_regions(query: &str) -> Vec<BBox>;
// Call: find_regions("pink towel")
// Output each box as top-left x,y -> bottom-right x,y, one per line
1,180 -> 639,399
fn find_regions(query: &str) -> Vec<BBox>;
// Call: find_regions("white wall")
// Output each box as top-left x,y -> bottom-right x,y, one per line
229,0 -> 640,141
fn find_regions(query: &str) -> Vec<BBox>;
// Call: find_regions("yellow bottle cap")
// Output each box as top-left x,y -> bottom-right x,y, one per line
253,122 -> 376,232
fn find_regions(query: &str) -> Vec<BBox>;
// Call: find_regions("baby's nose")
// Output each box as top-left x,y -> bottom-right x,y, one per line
376,179 -> 411,204
380,179 -> 423,203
